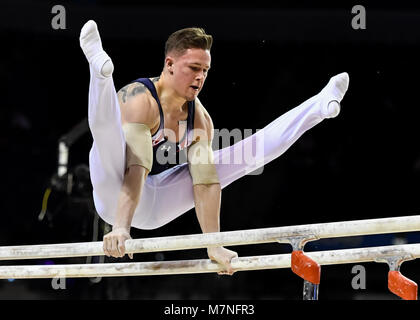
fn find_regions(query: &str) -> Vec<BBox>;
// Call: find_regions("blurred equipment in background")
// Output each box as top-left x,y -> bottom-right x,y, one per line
38,117 -> 109,284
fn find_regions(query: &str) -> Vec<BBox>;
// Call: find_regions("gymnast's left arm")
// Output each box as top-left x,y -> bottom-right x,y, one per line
188,101 -> 238,275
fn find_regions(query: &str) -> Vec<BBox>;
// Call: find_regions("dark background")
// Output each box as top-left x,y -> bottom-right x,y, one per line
0,0 -> 419,300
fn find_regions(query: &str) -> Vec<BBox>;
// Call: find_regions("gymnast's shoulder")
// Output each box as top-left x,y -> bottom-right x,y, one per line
193,96 -> 214,139
118,82 -> 159,130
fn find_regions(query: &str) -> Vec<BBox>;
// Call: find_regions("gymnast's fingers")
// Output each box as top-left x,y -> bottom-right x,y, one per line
110,237 -> 119,258
117,236 -> 126,257
103,237 -> 111,257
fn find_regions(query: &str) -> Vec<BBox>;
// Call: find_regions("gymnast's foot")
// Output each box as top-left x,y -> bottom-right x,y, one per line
207,246 -> 238,276
79,20 -> 114,77
319,72 -> 350,119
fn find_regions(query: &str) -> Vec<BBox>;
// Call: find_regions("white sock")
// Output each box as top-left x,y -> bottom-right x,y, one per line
79,20 -> 114,78
319,72 -> 349,118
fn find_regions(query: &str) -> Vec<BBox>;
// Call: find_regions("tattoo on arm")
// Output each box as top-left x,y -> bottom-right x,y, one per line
118,82 -> 147,103
119,86 -> 129,103
130,84 -> 147,98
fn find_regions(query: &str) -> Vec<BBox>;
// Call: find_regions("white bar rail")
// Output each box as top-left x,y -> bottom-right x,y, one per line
0,215 -> 419,261
0,243 -> 419,279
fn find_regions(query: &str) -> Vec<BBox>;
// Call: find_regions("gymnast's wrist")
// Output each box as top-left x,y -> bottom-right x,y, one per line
112,224 -> 131,232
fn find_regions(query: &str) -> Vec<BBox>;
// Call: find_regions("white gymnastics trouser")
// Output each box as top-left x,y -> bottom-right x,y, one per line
88,67 -> 337,230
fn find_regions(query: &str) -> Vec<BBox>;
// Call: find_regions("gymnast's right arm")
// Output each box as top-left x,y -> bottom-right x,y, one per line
103,83 -> 157,259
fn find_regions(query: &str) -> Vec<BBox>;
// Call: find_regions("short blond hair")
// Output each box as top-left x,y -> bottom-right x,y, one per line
164,27 -> 213,57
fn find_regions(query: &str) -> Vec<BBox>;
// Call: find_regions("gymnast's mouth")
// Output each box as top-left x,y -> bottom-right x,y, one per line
190,85 -> 200,91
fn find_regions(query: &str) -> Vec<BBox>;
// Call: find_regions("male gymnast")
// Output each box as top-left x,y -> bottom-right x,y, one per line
79,20 -> 349,275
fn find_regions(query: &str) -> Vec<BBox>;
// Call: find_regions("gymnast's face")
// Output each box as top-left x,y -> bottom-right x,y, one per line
167,48 -> 211,101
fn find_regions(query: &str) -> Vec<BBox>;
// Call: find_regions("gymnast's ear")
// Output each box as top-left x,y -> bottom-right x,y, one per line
165,56 -> 174,74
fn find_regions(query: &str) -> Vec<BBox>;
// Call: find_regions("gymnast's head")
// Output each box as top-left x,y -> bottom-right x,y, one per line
163,27 -> 213,101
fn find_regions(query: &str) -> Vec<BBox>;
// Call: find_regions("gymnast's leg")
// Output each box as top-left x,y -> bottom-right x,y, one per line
214,72 -> 349,188
80,20 -> 155,227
